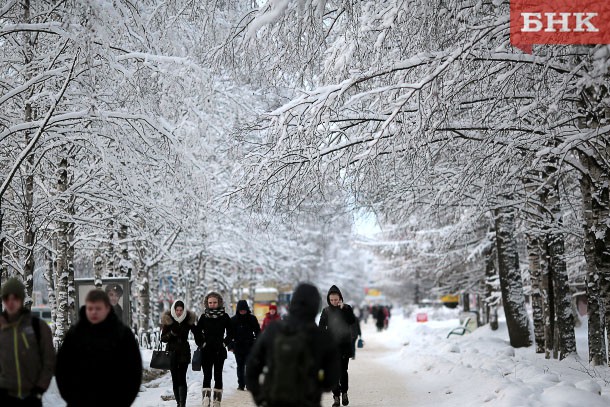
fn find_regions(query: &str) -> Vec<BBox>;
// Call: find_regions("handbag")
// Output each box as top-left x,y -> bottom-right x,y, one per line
192,347 -> 203,371
150,342 -> 173,370
357,338 -> 364,348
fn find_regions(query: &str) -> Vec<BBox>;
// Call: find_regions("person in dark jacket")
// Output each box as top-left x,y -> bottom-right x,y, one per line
374,305 -> 385,332
195,292 -> 234,407
161,299 -> 199,407
350,318 -> 362,360
56,289 -> 142,407
246,283 -> 339,407
0,278 -> 55,407
230,300 -> 260,391
319,285 -> 356,407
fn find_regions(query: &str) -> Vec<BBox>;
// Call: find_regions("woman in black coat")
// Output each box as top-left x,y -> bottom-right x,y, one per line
195,292 -> 234,407
161,300 -> 199,407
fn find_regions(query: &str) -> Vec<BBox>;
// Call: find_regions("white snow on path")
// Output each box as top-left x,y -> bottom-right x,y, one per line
363,307 -> 610,407
44,307 -> 610,407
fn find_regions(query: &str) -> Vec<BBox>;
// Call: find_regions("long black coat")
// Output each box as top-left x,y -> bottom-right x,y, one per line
161,310 -> 199,366
195,312 -> 234,360
319,286 -> 356,358
230,312 -> 260,355
56,306 -> 142,407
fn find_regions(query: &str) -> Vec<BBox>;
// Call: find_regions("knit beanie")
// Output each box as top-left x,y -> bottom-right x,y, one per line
1,277 -> 26,300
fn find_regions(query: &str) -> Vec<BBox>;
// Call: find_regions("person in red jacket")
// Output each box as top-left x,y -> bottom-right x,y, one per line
261,304 -> 281,331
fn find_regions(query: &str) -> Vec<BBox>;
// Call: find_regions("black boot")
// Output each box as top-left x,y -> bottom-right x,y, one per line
332,395 -> 340,407
178,385 -> 187,407
342,392 -> 349,406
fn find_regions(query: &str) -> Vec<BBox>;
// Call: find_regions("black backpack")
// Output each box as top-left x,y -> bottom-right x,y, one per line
263,325 -> 317,406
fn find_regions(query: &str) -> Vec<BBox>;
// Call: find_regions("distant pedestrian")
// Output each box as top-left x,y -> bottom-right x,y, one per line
161,300 -> 199,407
374,306 -> 385,332
261,304 -> 281,331
230,300 -> 260,391
350,318 -> 362,360
196,292 -> 234,407
361,305 -> 370,324
246,283 -> 340,407
319,285 -> 357,407
0,277 -> 55,407
56,289 -> 142,407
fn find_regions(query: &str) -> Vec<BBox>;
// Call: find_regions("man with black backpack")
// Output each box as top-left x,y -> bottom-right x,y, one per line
0,277 -> 56,407
246,283 -> 340,407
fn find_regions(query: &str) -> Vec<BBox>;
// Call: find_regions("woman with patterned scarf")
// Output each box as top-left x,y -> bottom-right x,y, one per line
195,292 -> 234,407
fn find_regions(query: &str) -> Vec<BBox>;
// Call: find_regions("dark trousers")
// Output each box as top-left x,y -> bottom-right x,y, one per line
202,354 -> 225,389
170,363 -> 189,395
332,356 -> 350,396
235,352 -> 248,388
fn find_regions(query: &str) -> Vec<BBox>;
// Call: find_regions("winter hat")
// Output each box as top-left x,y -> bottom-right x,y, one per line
1,277 -> 26,300
171,300 -> 187,324
269,304 -> 278,312
326,285 -> 344,306
236,300 -> 250,312
289,283 -> 321,321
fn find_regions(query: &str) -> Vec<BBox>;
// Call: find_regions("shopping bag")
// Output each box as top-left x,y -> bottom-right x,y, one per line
150,343 -> 173,370
192,347 -> 203,371
357,338 -> 364,348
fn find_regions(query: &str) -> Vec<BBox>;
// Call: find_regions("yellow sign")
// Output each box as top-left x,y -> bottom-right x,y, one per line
368,289 -> 381,296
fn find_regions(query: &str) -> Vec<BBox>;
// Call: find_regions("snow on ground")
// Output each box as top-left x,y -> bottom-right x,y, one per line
44,307 -> 610,406
364,306 -> 610,407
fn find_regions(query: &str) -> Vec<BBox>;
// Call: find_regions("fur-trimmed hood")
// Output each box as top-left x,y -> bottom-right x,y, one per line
161,310 -> 197,326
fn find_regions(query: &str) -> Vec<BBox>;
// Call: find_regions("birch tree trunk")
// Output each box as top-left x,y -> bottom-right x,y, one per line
527,234 -> 545,353
94,248 -> 104,288
540,238 -> 555,359
588,155 -> 610,367
137,264 -> 150,333
53,157 -> 71,344
0,204 -> 4,313
580,162 -> 605,365
494,204 -> 531,348
21,0 -> 35,310
483,231 -> 499,330
45,249 -> 56,336
106,219 -> 115,276
546,192 -> 576,359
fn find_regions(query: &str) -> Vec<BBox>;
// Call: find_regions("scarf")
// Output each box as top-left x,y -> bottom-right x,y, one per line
171,300 -> 187,324
204,307 -> 226,318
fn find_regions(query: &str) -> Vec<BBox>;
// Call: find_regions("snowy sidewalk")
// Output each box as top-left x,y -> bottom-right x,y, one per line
364,308 -> 610,407
44,308 -> 610,406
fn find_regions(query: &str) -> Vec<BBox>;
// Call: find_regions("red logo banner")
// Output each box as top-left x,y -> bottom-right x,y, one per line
510,0 -> 610,53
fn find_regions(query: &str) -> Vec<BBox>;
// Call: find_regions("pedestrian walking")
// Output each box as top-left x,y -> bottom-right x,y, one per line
230,300 -> 260,391
374,306 -> 385,332
261,304 -> 281,331
0,277 -> 55,407
246,283 -> 339,407
350,318 -> 362,360
195,292 -> 234,407
319,285 -> 356,407
161,299 -> 200,407
56,289 -> 142,407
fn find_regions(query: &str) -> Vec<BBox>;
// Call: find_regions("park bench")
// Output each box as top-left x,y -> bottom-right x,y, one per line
446,317 -> 472,338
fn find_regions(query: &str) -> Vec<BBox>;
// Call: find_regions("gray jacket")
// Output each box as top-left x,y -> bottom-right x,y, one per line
0,310 -> 56,398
